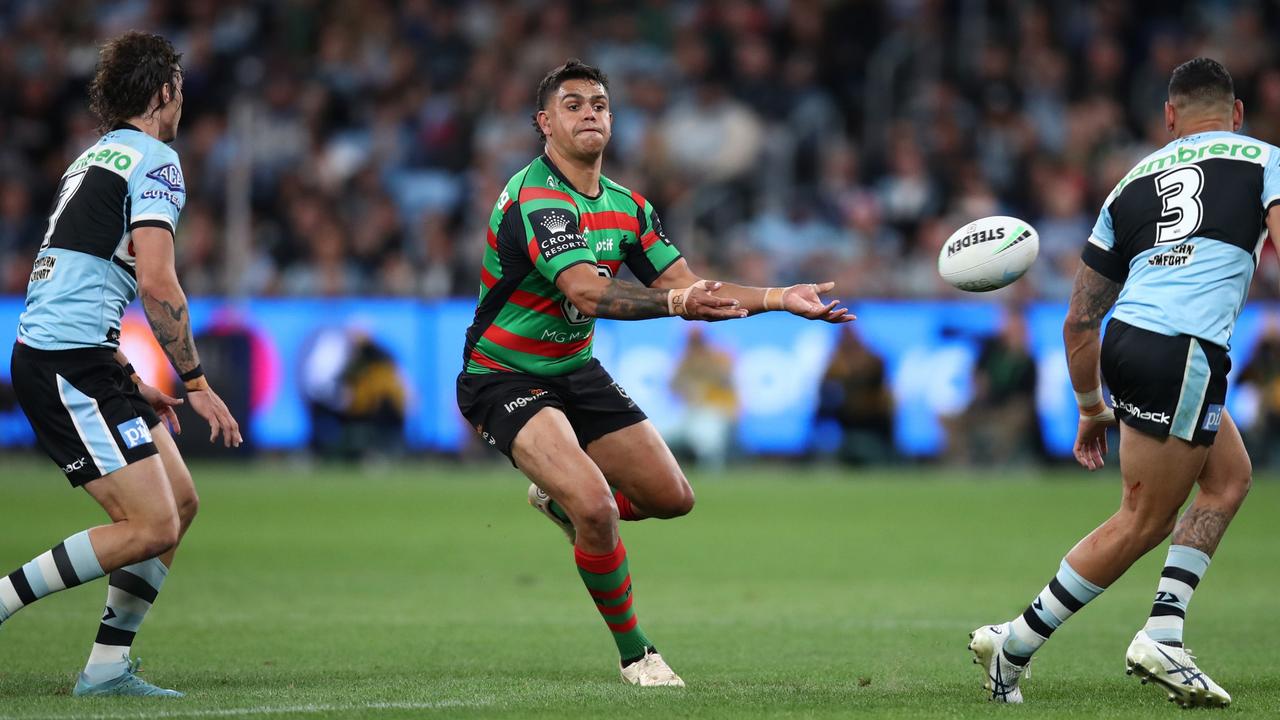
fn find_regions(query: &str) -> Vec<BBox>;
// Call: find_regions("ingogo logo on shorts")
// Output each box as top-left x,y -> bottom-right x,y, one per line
116,417 -> 154,449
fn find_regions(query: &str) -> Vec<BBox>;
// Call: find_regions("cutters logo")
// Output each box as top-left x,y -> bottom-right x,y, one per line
540,211 -> 571,234
1111,395 -> 1170,425
503,388 -> 549,414
63,457 -> 88,474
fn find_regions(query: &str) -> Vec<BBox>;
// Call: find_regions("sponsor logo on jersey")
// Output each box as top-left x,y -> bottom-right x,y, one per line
945,226 -> 1006,257
1202,404 -> 1224,432
1112,138 -> 1269,199
1111,395 -> 1171,425
69,143 -> 143,179
62,457 -> 88,474
141,188 -> 183,207
116,417 -> 154,449
146,163 -> 185,191
540,211 -> 571,234
650,210 -> 672,245
29,255 -> 56,283
1148,242 -> 1194,267
540,329 -> 589,343
595,238 -> 614,253
502,388 -> 549,414
530,209 -> 588,260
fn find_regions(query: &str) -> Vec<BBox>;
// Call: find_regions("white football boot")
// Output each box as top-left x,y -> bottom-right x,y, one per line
968,623 -> 1029,703
527,484 -> 575,544
1125,630 -> 1231,708
620,648 -> 685,687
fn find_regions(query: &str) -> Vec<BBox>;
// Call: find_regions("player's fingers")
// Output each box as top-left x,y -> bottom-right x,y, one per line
814,281 -> 836,294
227,413 -> 242,447
164,407 -> 182,435
159,392 -> 183,406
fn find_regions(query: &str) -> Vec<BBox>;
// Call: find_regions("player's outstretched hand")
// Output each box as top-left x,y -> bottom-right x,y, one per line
681,281 -> 748,321
1073,408 -> 1115,471
138,382 -> 183,435
187,387 -> 243,448
783,282 -> 855,323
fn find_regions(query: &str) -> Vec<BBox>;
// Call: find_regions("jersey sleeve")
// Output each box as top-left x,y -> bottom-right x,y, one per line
1264,144 -> 1280,212
128,145 -> 186,235
624,203 -> 683,286
519,192 -> 596,283
1081,204 -> 1127,283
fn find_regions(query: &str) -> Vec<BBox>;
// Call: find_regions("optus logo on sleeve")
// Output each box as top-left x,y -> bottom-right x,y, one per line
116,417 -> 154,449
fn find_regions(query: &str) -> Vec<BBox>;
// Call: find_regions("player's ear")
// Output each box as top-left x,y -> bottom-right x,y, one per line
1165,100 -> 1176,134
537,109 -> 551,138
1232,98 -> 1244,132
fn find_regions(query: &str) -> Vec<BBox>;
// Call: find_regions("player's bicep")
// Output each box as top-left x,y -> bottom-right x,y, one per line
132,226 -> 178,290
1065,262 -> 1121,334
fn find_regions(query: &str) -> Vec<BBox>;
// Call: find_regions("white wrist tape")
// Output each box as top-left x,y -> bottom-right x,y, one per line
1074,386 -> 1103,409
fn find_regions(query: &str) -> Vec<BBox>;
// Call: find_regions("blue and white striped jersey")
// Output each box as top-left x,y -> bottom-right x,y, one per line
1083,131 -> 1280,349
17,126 -> 186,350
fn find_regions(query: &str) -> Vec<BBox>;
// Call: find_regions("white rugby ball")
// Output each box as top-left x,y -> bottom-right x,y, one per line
938,215 -> 1039,292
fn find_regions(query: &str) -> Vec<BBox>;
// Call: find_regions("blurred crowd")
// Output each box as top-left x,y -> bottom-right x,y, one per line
3,0 -> 1280,301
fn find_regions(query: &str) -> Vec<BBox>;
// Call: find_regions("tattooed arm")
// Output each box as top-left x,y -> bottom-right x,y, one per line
1064,262 -> 1122,470
1063,263 -> 1122,410
134,226 -> 241,446
133,227 -> 200,375
556,263 -> 745,321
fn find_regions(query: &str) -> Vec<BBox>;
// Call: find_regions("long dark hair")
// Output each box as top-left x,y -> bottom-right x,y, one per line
89,31 -> 183,132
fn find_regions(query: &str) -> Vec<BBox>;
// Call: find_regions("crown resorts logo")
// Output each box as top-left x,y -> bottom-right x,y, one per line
540,211 -> 571,234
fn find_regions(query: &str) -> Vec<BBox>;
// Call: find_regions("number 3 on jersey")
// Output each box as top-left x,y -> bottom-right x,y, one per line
1154,165 -> 1204,244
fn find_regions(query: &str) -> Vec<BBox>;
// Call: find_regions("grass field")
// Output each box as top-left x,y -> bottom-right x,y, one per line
0,459 -> 1276,719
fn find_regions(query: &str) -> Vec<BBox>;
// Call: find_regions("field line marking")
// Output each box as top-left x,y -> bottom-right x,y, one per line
2,698 -> 490,720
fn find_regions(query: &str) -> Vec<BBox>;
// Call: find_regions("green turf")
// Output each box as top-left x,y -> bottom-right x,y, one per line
0,458 -> 1276,719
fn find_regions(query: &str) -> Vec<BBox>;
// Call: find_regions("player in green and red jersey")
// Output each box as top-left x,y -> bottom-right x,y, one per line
456,60 -> 852,686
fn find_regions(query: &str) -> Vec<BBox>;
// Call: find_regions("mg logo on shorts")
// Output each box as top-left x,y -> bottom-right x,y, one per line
116,417 -> 154,449
1202,404 -> 1224,432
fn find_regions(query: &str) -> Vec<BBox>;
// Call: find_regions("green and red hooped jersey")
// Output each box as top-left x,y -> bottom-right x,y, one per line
462,155 -> 683,377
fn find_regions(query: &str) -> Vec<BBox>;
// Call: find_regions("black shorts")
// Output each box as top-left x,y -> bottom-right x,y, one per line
456,358 -> 647,464
11,343 -> 162,487
1101,319 -> 1230,446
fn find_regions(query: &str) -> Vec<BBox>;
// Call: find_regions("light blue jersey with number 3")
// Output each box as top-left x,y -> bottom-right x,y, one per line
1083,131 -> 1280,349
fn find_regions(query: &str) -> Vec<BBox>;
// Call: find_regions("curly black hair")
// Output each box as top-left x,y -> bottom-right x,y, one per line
88,31 -> 183,133
531,59 -> 610,142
